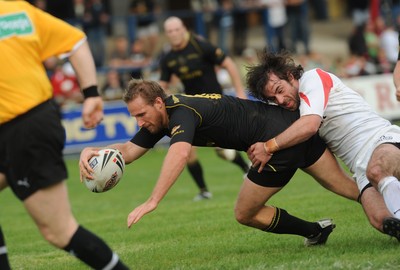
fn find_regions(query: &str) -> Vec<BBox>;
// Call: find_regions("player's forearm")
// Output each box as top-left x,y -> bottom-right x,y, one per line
265,116 -> 320,154
148,142 -> 190,203
69,41 -> 98,89
106,141 -> 148,164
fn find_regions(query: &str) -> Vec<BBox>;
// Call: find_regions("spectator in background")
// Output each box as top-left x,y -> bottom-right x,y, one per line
109,35 -> 131,67
129,0 -> 160,57
105,35 -> 153,104
159,16 -> 250,201
286,0 -> 310,55
260,0 -> 287,53
364,19 -> 380,64
51,61 -> 83,106
108,35 -> 135,83
216,0 -> 234,54
232,0 -> 249,55
101,69 -> 126,101
82,0 -> 111,67
348,0 -> 370,27
108,36 -> 152,81
128,38 -> 152,79
348,23 -> 368,58
346,23 -> 372,77
239,47 -> 258,79
46,0 -> 76,24
377,16 -> 399,69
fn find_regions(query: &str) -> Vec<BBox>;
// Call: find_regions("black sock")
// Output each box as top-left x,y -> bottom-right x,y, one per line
232,151 -> 250,172
264,207 -> 320,238
0,226 -> 11,270
187,160 -> 208,191
63,226 -> 129,270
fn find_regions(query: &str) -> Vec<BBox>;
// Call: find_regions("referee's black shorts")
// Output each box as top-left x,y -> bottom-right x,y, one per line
0,99 -> 68,200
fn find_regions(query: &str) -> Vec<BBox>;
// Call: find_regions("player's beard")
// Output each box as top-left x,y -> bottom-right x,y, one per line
147,117 -> 164,134
286,84 -> 300,111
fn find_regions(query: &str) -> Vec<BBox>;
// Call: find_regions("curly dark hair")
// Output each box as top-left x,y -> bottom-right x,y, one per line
245,48 -> 304,102
123,79 -> 167,104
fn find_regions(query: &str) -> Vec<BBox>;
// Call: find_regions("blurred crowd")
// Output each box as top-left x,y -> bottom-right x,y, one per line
28,0 -> 400,106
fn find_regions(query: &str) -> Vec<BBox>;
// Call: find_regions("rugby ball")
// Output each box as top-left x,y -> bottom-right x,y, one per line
83,148 -> 125,193
215,148 -> 236,161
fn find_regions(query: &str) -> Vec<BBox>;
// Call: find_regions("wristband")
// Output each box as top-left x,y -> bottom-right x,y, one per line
82,85 -> 100,99
263,138 -> 279,155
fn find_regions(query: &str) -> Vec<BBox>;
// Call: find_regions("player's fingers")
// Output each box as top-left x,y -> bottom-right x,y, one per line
88,111 -> 103,127
80,156 -> 95,179
127,215 -> 134,228
128,211 -> 142,228
247,145 -> 255,154
252,159 -> 260,167
257,163 -> 265,173
246,148 -> 251,156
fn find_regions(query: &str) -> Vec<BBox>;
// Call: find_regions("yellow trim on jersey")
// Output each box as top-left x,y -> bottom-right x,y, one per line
266,163 -> 277,172
165,103 -> 203,127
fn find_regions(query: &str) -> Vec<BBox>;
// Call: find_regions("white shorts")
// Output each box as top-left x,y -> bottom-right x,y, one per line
353,125 -> 400,191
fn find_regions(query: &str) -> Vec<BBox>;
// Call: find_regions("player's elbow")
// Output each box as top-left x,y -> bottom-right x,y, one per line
302,116 -> 321,136
306,124 -> 319,136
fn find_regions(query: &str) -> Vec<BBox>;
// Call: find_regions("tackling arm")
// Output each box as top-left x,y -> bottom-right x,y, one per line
248,114 -> 321,172
273,114 -> 321,150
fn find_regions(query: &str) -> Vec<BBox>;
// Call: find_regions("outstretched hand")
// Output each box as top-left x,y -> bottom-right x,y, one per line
127,200 -> 158,228
247,142 -> 272,173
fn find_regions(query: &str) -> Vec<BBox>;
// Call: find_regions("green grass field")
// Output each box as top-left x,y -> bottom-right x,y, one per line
1,147 -> 400,269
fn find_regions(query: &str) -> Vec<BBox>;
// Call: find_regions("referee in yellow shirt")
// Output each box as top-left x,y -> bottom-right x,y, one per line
0,1 -> 128,269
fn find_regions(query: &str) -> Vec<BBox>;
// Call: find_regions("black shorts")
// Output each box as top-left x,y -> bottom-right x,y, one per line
0,100 -> 67,200
247,135 -> 326,188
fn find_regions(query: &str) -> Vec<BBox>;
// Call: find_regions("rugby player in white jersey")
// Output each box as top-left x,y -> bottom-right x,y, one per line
247,49 -> 400,241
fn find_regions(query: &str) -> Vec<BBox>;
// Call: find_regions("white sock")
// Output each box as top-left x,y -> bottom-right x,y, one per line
378,176 -> 400,218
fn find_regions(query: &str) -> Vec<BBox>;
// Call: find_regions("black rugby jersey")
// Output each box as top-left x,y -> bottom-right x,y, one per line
131,94 -> 326,171
160,34 -> 225,95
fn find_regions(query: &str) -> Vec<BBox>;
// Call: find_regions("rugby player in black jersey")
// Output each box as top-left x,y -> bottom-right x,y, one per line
159,16 -> 249,201
80,79 -> 359,246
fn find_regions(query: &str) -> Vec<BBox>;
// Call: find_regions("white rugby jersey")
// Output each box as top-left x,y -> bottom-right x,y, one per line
298,68 -> 392,172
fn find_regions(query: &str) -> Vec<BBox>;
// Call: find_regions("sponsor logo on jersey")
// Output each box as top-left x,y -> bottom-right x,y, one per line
16,177 -> 30,188
171,125 -> 181,136
378,135 -> 394,142
172,95 -> 180,104
0,12 -> 33,40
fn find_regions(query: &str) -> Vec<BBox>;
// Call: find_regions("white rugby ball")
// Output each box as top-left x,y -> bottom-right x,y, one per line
215,148 -> 236,161
84,148 -> 125,193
